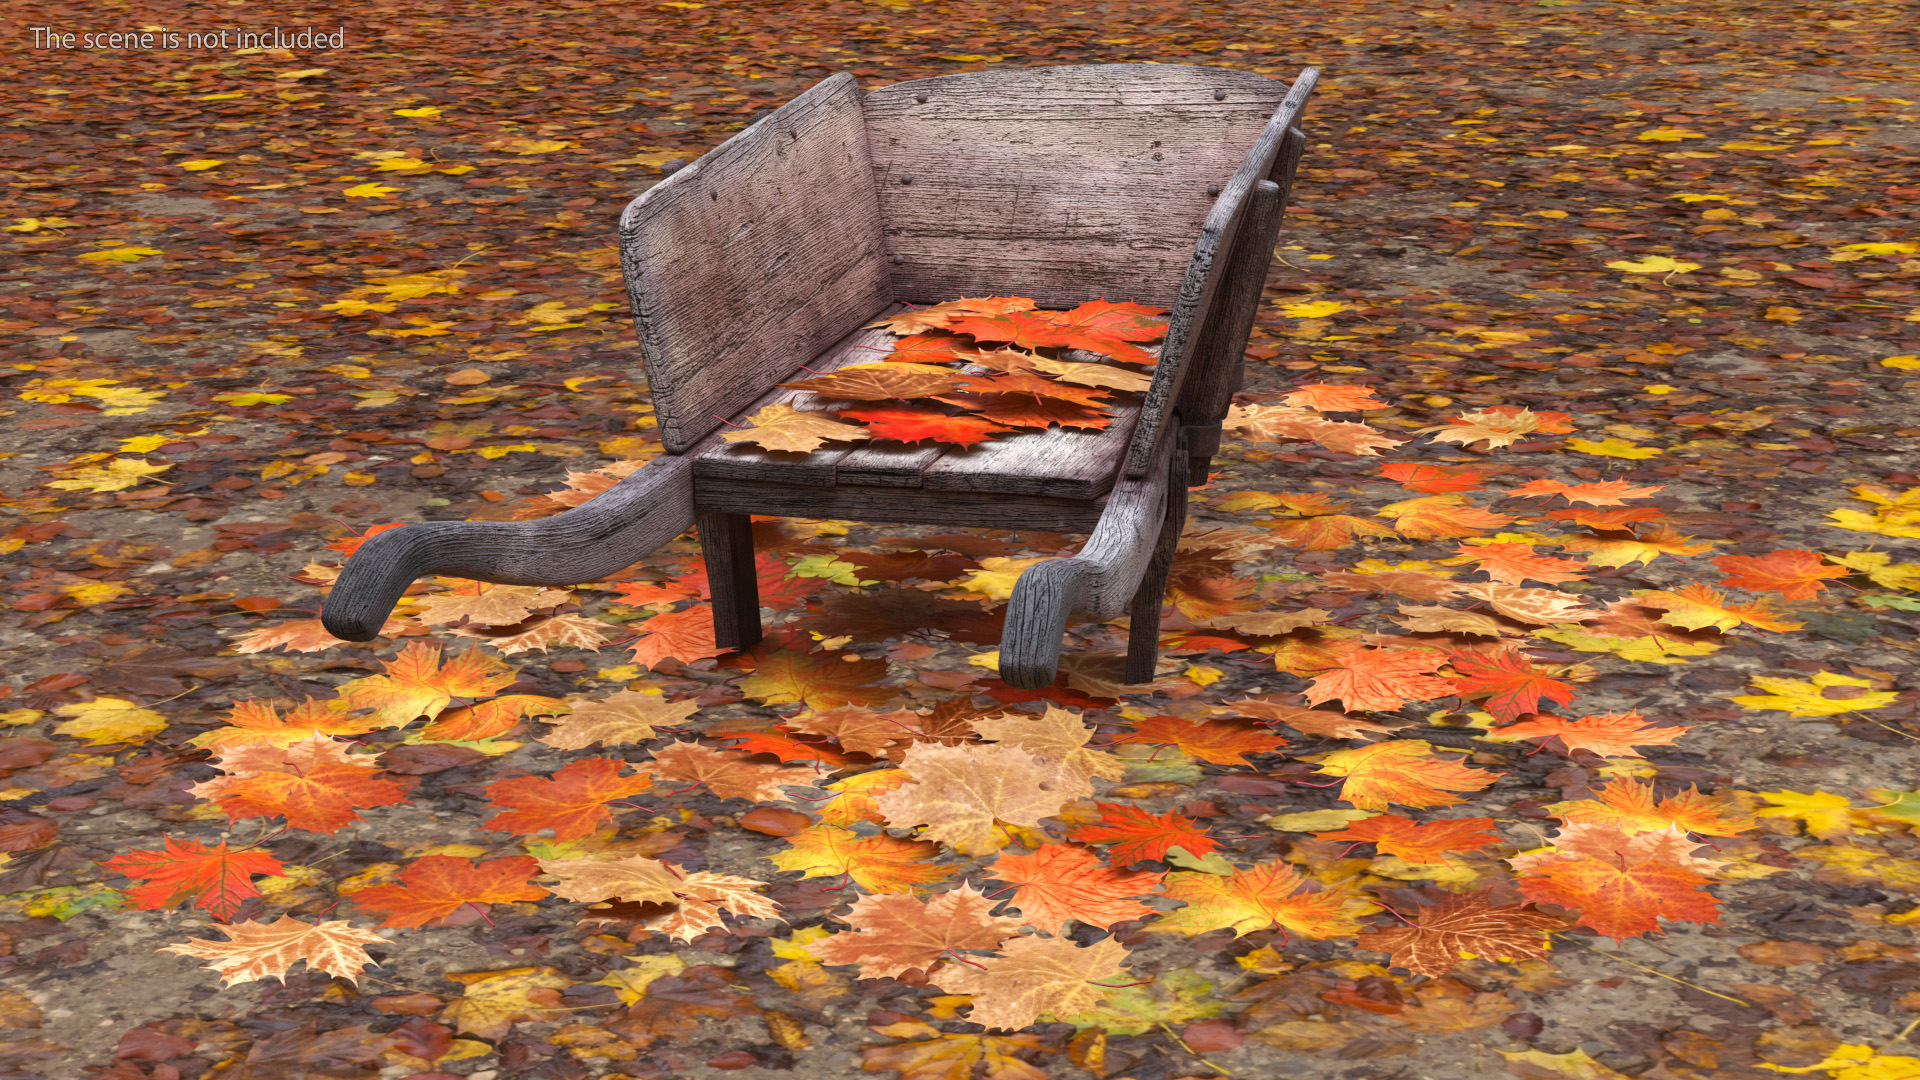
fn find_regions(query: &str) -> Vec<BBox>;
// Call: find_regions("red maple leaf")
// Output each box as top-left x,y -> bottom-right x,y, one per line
96,837 -> 289,922
348,854 -> 549,929
325,522 -> 407,556
627,605 -> 729,669
478,756 -> 655,841
1314,815 -> 1502,863
1284,383 -> 1388,412
1061,802 -> 1218,866
1448,649 -> 1576,723
1376,463 -> 1487,494
836,405 -> 1013,447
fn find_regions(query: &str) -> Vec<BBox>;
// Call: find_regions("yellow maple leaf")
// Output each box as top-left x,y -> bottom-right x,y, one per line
77,246 -> 162,264
1837,242 -> 1918,255
372,157 -> 429,171
393,106 -> 443,118
1635,127 -> 1702,141
1604,255 -> 1701,277
1829,551 -> 1920,591
1533,629 -> 1719,665
62,581 -> 134,606
343,182 -> 402,198
1730,673 -> 1898,717
320,298 -> 398,315
45,457 -> 171,492
1277,300 -> 1352,318
487,138 -> 575,154
177,159 -> 226,171
212,391 -> 291,406
950,556 -> 1049,601
1565,437 -> 1663,459
1751,791 -> 1864,840
53,697 -> 169,745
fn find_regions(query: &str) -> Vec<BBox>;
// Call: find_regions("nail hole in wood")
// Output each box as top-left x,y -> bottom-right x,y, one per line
899,174 -> 912,185
915,93 -> 928,103
709,191 -> 717,201
891,254 -> 904,265
1207,184 -> 1221,197
1214,89 -> 1227,100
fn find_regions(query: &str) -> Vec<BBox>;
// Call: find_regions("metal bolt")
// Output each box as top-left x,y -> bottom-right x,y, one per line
891,254 -> 904,265
915,93 -> 928,103
899,174 -> 912,185
1207,184 -> 1220,197
1214,89 -> 1227,101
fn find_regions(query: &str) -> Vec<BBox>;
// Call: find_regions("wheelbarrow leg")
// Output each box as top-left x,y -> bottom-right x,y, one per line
698,511 -> 762,652
1124,450 -> 1190,684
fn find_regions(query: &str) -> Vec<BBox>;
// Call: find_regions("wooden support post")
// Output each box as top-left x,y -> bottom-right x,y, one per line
699,512 -> 762,652
1124,444 -> 1190,684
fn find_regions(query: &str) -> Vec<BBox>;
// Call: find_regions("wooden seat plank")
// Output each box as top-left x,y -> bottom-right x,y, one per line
692,306 -> 906,487
920,400 -> 1138,500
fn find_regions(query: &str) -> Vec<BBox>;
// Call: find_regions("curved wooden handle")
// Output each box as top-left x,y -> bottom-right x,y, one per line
320,455 -> 696,641
1000,558 -> 1093,690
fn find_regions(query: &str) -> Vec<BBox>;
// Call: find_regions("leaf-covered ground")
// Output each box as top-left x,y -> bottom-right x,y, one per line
3,1 -> 1920,1079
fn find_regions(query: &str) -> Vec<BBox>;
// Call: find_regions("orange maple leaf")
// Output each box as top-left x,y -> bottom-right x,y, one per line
1266,514 -> 1399,550
1315,815 -> 1503,864
1118,715 -> 1287,766
1356,891 -> 1565,977
739,648 -> 892,709
835,404 -> 1013,446
1151,861 -> 1371,938
1712,550 -> 1849,600
1378,494 -> 1516,540
1505,478 -> 1664,506
1447,649 -> 1576,723
206,739 -> 409,834
1038,297 -> 1168,363
1061,802 -> 1218,866
1302,648 -> 1454,713
766,824 -> 958,893
324,521 -> 406,556
1548,777 -> 1754,837
950,392 -> 1114,431
868,296 -> 1037,335
1633,582 -> 1801,633
1517,855 -> 1722,941
627,605 -> 729,669
782,364 -> 965,401
988,843 -> 1164,931
807,883 -> 1023,979
336,640 -> 515,725
1457,542 -> 1588,586
648,741 -> 814,802
478,756 -> 654,841
1492,711 -> 1689,758
1282,383 -> 1388,412
1376,463 -> 1487,494
96,837 -> 288,921
1542,506 -> 1665,530
1304,739 -> 1499,811
348,853 -> 548,928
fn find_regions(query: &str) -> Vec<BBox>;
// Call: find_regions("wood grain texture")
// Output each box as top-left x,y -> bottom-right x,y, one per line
1125,446 -> 1189,682
698,511 -> 762,651
693,478 -> 1104,532
999,430 -> 1183,687
620,72 -> 892,453
864,64 -> 1290,308
321,453 -> 699,641
919,397 -> 1138,500
1176,177 -> 1284,479
691,309 -> 905,486
1123,67 -> 1319,478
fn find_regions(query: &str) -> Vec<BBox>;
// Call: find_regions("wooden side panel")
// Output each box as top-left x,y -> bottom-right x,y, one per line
620,73 -> 893,453
1123,68 -> 1318,477
694,478 -> 1104,533
864,64 -> 1287,308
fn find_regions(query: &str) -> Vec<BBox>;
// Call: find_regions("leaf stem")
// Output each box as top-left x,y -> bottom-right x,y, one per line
1551,932 -> 1752,1006
1157,1021 -> 1230,1075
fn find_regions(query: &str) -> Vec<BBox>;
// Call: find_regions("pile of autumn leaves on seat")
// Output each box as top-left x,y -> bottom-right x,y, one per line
722,294 -> 1398,454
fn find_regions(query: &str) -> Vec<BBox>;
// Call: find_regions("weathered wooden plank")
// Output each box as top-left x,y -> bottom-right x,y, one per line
920,396 -> 1139,500
999,431 -> 1182,687
835,442 -> 944,487
692,310 -> 906,487
693,478 -> 1104,533
1123,68 -> 1319,478
864,64 -> 1290,308
620,72 -> 892,453
1176,178 -> 1284,483
323,450 -> 701,641
698,511 -> 762,652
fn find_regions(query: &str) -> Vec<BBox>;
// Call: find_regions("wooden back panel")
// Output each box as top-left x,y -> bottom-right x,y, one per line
1123,69 -> 1318,476
619,73 -> 892,453
863,65 -> 1290,309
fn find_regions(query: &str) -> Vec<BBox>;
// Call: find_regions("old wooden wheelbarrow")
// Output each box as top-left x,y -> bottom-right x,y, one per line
321,62 -> 1319,689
